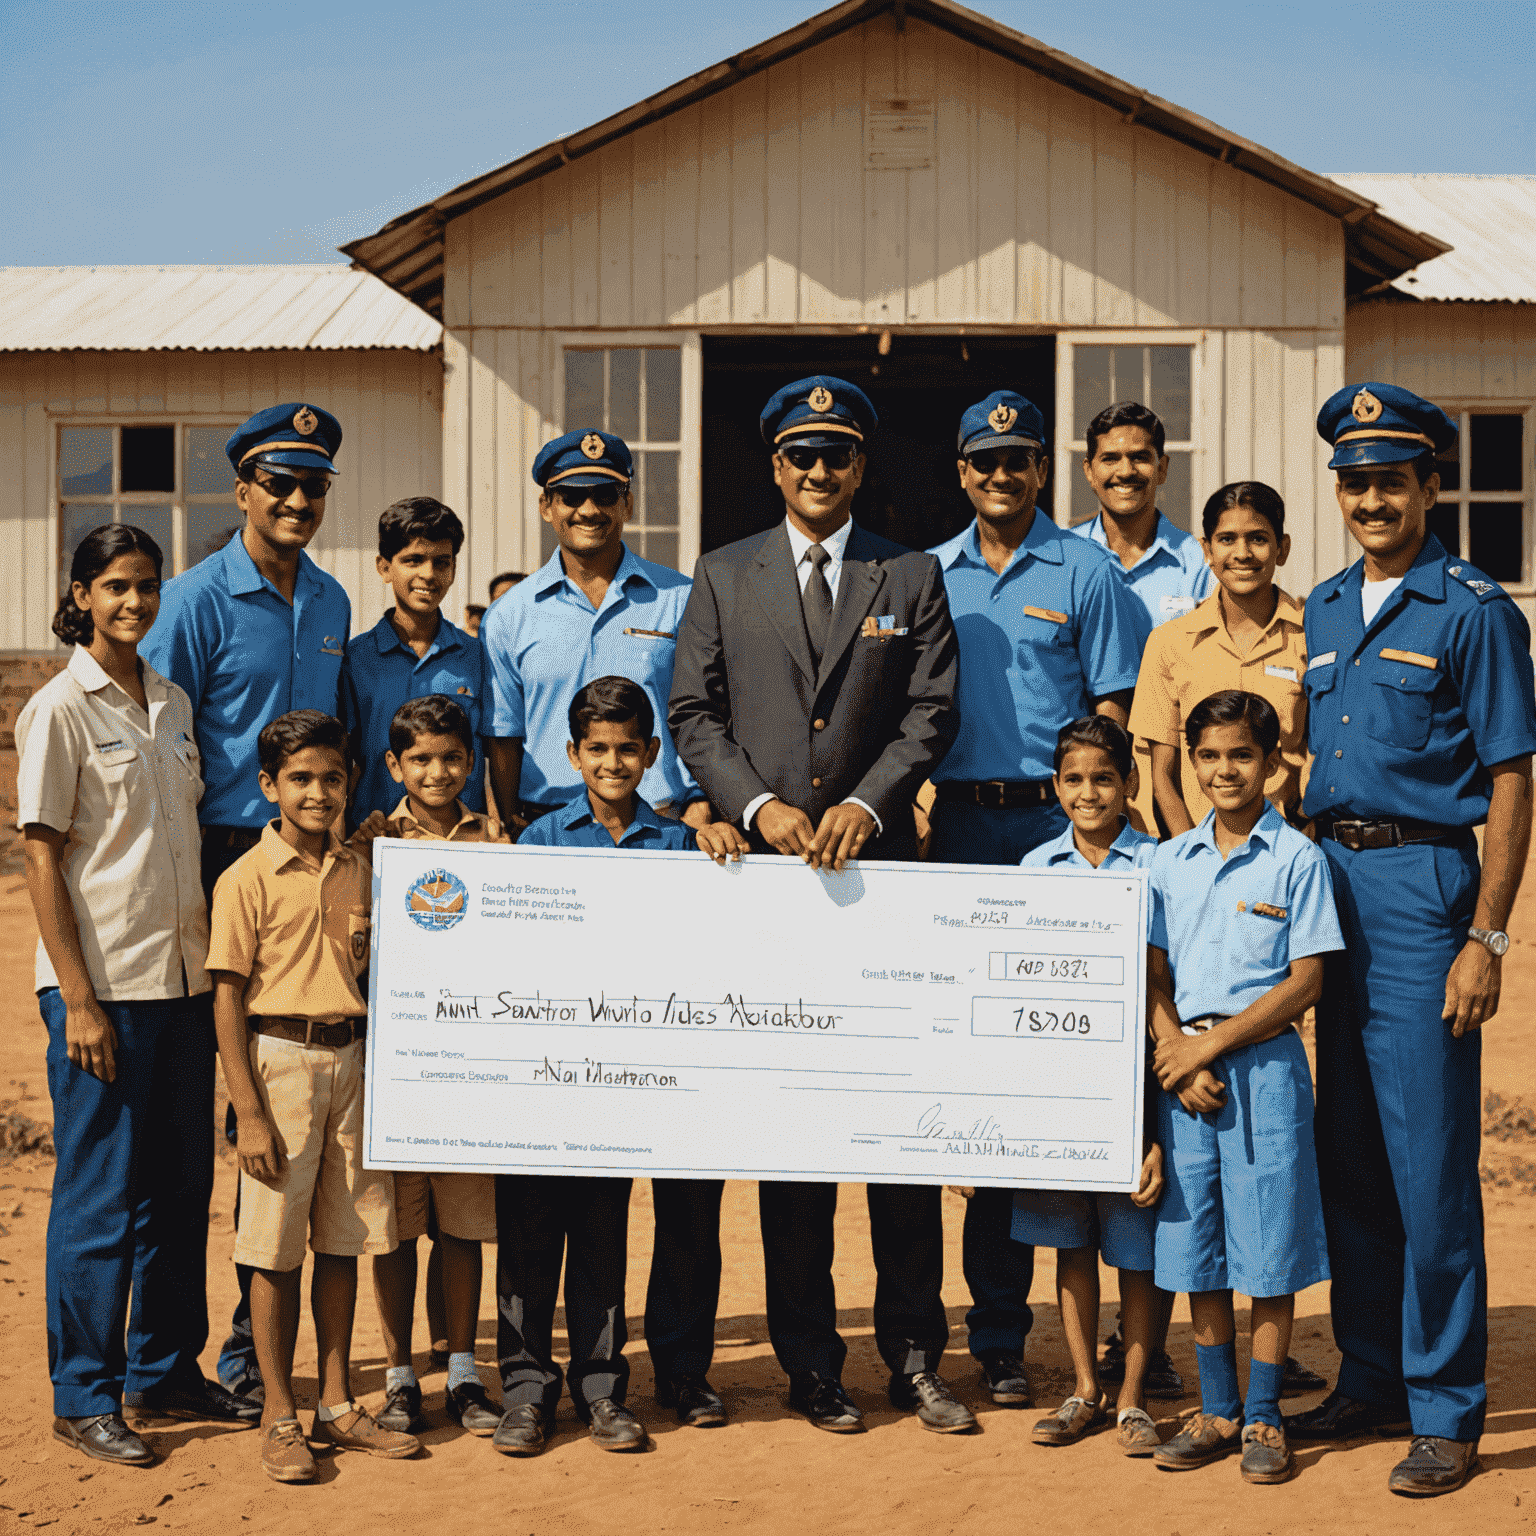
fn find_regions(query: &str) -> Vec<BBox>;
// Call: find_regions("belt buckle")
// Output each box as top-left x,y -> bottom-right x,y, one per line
978,781 -> 1007,809
1332,818 -> 1366,851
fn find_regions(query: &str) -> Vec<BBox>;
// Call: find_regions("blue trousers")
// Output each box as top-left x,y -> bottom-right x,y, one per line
928,799 -> 1060,1356
42,989 -> 216,1418
1315,836 -> 1486,1442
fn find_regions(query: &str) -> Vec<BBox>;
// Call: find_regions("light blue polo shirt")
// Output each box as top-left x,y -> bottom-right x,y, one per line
929,512 -> 1150,782
141,533 -> 350,828
481,544 -> 698,810
1149,803 -> 1344,1022
1072,511 -> 1214,628
517,792 -> 695,851
342,612 -> 488,824
1021,816 -> 1158,872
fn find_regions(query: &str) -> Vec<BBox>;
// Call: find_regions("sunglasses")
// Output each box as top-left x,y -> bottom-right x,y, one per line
965,448 -> 1039,475
554,484 -> 625,510
253,471 -> 332,501
780,444 -> 859,472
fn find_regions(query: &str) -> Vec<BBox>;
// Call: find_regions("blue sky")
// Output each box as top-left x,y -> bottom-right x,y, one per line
3,0 -> 1533,266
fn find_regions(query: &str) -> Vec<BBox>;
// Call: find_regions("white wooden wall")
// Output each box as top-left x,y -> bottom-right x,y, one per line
0,348 -> 443,651
1346,300 -> 1536,404
446,14 -> 1344,333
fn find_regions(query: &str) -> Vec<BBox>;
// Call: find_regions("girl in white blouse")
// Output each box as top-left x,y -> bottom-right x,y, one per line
19,524 -> 258,1467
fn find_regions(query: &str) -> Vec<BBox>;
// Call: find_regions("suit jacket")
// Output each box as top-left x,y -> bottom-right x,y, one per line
669,521 -> 960,860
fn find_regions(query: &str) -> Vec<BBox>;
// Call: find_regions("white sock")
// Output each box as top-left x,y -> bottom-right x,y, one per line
446,1352 -> 478,1391
385,1365 -> 417,1393
315,1400 -> 356,1422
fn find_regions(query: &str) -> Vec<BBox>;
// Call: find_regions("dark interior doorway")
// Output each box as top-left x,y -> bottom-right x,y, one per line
701,334 -> 1056,554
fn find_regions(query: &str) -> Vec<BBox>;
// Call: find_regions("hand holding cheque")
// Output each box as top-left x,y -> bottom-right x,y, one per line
364,841 -> 1150,1192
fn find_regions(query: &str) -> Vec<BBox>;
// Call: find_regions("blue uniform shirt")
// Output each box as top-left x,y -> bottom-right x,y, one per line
1150,803 -> 1345,1022
1021,816 -> 1158,872
517,792 -> 695,851
141,534 -> 350,828
482,545 -> 699,811
342,613 -> 488,824
1302,535 -> 1536,826
1072,511 -> 1214,628
929,512 -> 1150,782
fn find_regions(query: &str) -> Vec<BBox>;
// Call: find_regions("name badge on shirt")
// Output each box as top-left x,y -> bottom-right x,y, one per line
1264,664 -> 1298,682
1307,652 -> 1337,671
1251,902 -> 1288,920
1160,595 -> 1197,617
321,634 -> 344,657
1380,647 -> 1438,671
623,627 -> 675,640
1022,605 -> 1069,625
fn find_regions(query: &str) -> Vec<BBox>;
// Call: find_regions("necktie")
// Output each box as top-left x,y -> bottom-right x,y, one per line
802,543 -> 833,664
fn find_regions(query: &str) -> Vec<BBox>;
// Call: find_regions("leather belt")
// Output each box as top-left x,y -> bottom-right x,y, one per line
1319,816 -> 1465,851
249,1015 -> 367,1047
934,778 -> 1055,810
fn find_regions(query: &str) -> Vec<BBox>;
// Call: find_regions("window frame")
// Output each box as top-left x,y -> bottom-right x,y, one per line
551,333 -> 702,574
1428,403 -> 1533,593
1051,330 -> 1210,534
54,417 -> 243,593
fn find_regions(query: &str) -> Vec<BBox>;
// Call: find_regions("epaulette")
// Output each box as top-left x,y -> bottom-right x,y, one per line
1445,563 -> 1510,603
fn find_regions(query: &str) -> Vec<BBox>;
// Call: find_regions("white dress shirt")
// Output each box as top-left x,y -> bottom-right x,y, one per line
16,647 -> 209,999
743,516 -> 880,836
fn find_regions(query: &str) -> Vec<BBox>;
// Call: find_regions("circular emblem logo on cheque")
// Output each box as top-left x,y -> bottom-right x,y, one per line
406,868 -> 468,931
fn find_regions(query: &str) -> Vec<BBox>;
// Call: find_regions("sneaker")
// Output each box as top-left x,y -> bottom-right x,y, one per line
888,1371 -> 977,1434
310,1404 -> 421,1459
376,1380 -> 424,1433
1032,1393 -> 1108,1445
978,1351 -> 1031,1407
260,1418 -> 315,1484
1116,1405 -> 1161,1456
1154,1412 -> 1243,1470
1241,1421 -> 1293,1484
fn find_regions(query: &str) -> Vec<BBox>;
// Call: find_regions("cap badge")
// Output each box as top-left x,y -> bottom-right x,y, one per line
807,384 -> 834,414
293,406 -> 319,436
580,432 -> 605,460
1351,389 -> 1383,425
988,403 -> 1018,434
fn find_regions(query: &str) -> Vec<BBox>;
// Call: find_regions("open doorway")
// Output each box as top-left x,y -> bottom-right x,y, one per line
701,334 -> 1056,554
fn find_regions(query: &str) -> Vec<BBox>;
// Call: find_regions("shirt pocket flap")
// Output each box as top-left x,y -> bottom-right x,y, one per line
96,746 -> 139,768
1302,659 -> 1338,696
1376,662 -> 1438,695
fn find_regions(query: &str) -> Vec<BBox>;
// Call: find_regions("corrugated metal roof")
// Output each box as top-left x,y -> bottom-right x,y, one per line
342,0 -> 1449,317
1330,174 -> 1536,303
0,265 -> 444,351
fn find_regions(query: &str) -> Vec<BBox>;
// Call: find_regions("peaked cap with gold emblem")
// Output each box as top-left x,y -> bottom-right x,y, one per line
531,429 -> 634,489
1317,381 -> 1456,470
957,390 -> 1045,456
225,402 -> 342,474
759,376 -> 877,448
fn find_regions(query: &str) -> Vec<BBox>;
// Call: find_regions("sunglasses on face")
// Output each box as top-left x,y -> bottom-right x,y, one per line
253,471 -> 332,501
554,485 -> 625,510
966,449 -> 1038,476
781,444 -> 859,472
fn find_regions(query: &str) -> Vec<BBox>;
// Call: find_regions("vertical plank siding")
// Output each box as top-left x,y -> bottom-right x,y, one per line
0,348 -> 443,649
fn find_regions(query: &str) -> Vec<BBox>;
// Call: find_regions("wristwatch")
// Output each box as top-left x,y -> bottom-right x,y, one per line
1468,926 -> 1510,957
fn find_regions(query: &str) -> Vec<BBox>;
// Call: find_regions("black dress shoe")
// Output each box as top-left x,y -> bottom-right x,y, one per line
890,1371 -> 977,1433
54,1413 -> 156,1466
1284,1390 -> 1411,1441
1281,1356 -> 1328,1396
788,1373 -> 864,1433
445,1380 -> 502,1436
376,1380 -> 425,1434
656,1375 -> 727,1427
978,1351 -> 1031,1407
1388,1436 -> 1479,1496
129,1377 -> 261,1425
491,1403 -> 551,1456
587,1397 -> 647,1451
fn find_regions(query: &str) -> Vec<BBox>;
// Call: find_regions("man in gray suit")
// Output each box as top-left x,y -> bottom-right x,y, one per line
669,376 -> 969,1436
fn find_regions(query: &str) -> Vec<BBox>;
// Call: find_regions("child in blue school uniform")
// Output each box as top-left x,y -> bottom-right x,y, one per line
1015,718 -> 1168,1456
1146,689 -> 1342,1485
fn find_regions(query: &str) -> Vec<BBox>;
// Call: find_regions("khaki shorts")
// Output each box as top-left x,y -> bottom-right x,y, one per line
232,1033 -> 396,1272
394,1171 -> 497,1243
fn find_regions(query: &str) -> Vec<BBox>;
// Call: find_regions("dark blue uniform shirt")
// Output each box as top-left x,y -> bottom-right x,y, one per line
517,792 -> 695,851
1302,535 -> 1536,826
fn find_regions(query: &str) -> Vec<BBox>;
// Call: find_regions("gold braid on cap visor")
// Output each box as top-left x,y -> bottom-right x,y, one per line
240,440 -> 337,465
773,421 -> 864,444
545,465 -> 630,486
1334,428 -> 1438,449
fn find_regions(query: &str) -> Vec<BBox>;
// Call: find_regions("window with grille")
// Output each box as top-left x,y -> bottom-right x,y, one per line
1426,408 -> 1530,588
1064,344 -> 1196,532
557,347 -> 682,569
58,423 -> 242,591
